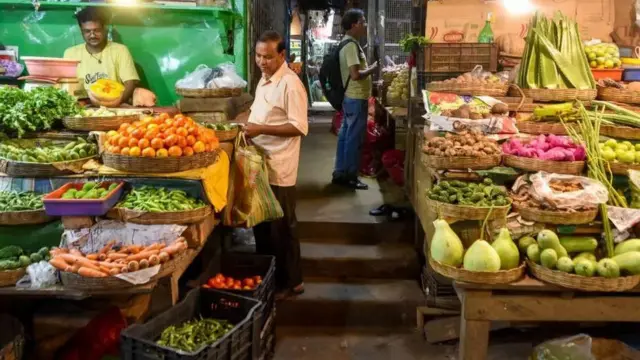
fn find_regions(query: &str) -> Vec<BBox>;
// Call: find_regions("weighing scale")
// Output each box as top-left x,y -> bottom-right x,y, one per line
18,76 -> 86,99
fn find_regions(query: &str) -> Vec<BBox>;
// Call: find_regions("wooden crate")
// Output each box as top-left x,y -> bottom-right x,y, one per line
424,43 -> 498,73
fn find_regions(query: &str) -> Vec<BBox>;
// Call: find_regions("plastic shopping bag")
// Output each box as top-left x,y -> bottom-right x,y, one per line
223,134 -> 283,227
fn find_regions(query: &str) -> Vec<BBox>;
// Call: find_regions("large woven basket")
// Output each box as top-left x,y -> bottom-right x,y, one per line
102,149 -> 219,174
176,87 -> 242,98
106,206 -> 212,225
503,154 -> 585,175
429,256 -> 525,285
0,314 -> 24,360
597,86 -> 640,105
508,87 -> 597,102
423,154 -> 501,170
527,260 -> 640,292
516,121 -> 571,136
63,114 -> 141,132
425,198 -> 511,221
600,124 -> 640,140
606,161 -> 640,176
60,250 -> 191,290
426,82 -> 509,97
0,209 -> 54,226
0,268 -> 25,288
0,156 -> 95,177
513,203 -> 598,225
213,127 -> 239,142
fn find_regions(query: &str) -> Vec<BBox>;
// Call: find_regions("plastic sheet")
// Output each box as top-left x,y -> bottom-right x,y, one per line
514,172 -> 609,210
531,334 -> 595,360
176,63 -> 247,89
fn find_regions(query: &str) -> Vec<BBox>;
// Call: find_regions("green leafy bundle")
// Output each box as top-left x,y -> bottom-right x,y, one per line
0,87 -> 80,137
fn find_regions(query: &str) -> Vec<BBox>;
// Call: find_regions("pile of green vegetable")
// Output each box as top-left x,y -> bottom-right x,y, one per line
586,100 -> 640,128
427,179 -> 510,207
0,137 -> 97,163
0,245 -> 50,270
516,12 -> 595,90
119,186 -> 206,212
205,123 -> 238,132
523,230 -> 640,278
156,318 -> 233,352
0,191 -> 44,211
61,182 -> 119,200
0,87 -> 80,137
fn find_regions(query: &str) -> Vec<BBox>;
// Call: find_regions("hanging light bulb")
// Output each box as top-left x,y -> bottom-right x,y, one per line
502,0 -> 535,15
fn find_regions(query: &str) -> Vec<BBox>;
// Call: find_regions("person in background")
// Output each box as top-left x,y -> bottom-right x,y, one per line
64,7 -> 154,107
331,8 -> 378,190
244,30 -> 308,299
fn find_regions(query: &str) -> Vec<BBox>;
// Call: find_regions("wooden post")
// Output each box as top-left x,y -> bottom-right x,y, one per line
459,289 -> 492,360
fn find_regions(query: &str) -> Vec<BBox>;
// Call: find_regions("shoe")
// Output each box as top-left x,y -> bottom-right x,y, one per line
369,204 -> 392,216
331,176 -> 348,186
275,283 -> 305,301
349,179 -> 369,190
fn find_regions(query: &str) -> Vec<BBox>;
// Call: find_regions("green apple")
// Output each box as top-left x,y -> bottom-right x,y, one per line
619,150 -> 636,164
605,139 -> 618,148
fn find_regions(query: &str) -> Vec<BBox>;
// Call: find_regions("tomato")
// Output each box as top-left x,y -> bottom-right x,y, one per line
207,278 -> 217,288
120,147 -> 130,156
117,136 -> 129,148
176,127 -> 188,137
126,126 -> 136,135
234,280 -> 242,288
202,284 -> 211,289
164,134 -> 177,147
168,146 -> 183,157
118,123 -> 130,132
158,113 -> 170,121
150,138 -> 164,150
129,147 -> 141,157
128,137 -> 139,148
144,129 -> 159,140
142,147 -> 156,157
193,141 -> 205,153
138,138 -> 150,149
183,147 -> 194,156
226,278 -> 235,288
243,278 -> 255,288
186,135 -> 197,146
214,273 -> 225,282
156,148 -> 168,157
176,136 -> 188,148
132,121 -> 142,127
106,130 -> 118,138
110,146 -> 121,154
242,286 -> 252,290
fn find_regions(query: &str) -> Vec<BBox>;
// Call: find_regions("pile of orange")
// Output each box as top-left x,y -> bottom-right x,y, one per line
104,113 -> 219,158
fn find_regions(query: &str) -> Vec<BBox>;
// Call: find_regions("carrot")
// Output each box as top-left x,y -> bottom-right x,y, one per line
163,243 -> 184,256
126,250 -> 159,262
71,264 -> 80,273
107,253 -> 128,260
99,240 -> 116,254
144,243 -> 165,252
49,258 -> 72,272
121,266 -> 129,273
86,254 -> 99,261
158,252 -> 170,263
99,265 -> 111,274
109,268 -> 120,276
128,261 -> 140,272
128,245 -> 143,254
97,261 -> 123,269
69,249 -> 83,257
139,259 -> 149,269
148,255 -> 160,267
78,267 -> 107,278
50,247 -> 68,256
98,253 -> 107,261
175,236 -> 186,243
58,254 -> 102,272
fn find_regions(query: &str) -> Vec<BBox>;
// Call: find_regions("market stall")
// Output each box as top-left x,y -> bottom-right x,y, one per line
413,10 -> 640,360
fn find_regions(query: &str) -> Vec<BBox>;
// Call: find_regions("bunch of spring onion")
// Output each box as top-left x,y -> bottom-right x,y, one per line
562,102 -> 625,257
517,12 -> 595,90
584,100 -> 640,128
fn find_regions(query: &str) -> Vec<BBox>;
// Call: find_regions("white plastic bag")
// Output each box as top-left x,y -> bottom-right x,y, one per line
176,64 -> 214,89
531,334 -> 595,360
16,261 -> 58,289
206,63 -> 247,89
527,172 -> 609,210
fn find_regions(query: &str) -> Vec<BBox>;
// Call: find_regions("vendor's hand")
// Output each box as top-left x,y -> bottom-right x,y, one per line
244,123 -> 263,138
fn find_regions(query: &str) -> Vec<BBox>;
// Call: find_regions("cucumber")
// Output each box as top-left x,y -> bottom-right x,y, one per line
0,245 -> 23,260
30,253 -> 43,263
0,259 -> 21,270
37,247 -> 49,258
614,239 -> 640,256
559,236 -> 598,253
18,255 -> 30,267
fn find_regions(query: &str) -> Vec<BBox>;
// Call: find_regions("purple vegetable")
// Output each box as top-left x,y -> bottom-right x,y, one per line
0,60 -> 24,77
573,146 -> 586,161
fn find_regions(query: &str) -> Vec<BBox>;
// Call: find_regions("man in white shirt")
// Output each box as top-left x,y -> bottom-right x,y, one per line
245,30 -> 308,299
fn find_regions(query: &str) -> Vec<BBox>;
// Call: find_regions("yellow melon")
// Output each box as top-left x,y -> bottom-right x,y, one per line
89,79 -> 125,102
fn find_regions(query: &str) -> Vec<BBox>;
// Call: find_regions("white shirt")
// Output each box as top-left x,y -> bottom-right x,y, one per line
248,62 -> 309,186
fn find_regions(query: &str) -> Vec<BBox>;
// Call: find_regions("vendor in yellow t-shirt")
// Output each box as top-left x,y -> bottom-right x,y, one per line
63,7 -> 146,106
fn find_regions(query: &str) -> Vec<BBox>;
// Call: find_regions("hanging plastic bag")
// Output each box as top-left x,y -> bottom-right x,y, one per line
223,133 -> 284,227
207,63 -> 248,89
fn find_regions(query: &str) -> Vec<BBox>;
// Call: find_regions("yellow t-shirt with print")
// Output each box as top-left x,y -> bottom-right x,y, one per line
63,41 -> 139,92
339,35 -> 371,100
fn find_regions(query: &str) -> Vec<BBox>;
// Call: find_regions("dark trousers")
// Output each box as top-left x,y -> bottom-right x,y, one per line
253,185 -> 302,289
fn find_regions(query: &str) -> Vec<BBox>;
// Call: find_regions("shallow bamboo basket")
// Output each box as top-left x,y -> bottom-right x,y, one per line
516,121 -> 571,135
606,161 -> 640,176
0,209 -> 55,226
513,203 -> 598,225
63,114 -> 141,132
423,154 -> 501,171
597,86 -> 640,105
600,124 -> 640,140
0,268 -> 26,287
429,256 -> 526,284
426,82 -> 509,97
508,87 -> 597,102
0,156 -> 96,177
425,198 -> 511,221
106,206 -> 212,225
102,149 -> 219,174
527,260 -> 640,292
503,154 -> 585,175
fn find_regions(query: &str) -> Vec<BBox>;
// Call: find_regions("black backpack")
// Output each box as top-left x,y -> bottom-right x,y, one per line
319,39 -> 358,111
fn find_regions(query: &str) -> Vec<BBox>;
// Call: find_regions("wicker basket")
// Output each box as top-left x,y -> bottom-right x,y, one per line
527,260 -> 640,292
176,87 -> 242,98
503,154 -> 585,175
423,154 -> 501,170
597,86 -> 640,105
0,156 -> 95,177
425,198 -> 511,221
516,121 -> 571,135
508,87 -> 597,102
0,314 -> 24,360
513,203 -> 598,225
426,82 -> 509,97
106,206 -> 212,225
606,161 -> 640,176
0,209 -> 55,226
102,149 -> 219,174
0,268 -> 25,287
429,256 -> 526,284
60,250 -> 191,290
386,97 -> 409,108
63,114 -> 141,132
214,127 -> 239,142
600,124 -> 640,140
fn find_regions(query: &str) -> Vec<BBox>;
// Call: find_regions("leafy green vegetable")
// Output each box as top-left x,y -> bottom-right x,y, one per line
0,87 -> 80,137
399,34 -> 430,52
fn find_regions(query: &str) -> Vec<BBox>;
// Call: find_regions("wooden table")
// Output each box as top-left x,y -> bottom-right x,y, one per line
454,276 -> 640,360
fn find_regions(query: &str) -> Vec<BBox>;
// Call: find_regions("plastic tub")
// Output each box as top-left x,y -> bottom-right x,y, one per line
624,69 -> 640,82
121,288 -> 262,360
21,57 -> 80,78
591,68 -> 623,81
43,181 -> 125,216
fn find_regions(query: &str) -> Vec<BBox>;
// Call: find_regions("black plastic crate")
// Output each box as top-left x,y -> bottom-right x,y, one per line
121,289 -> 262,360
198,253 -> 275,329
259,306 -> 276,360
